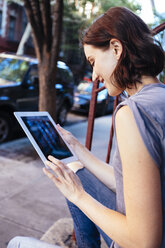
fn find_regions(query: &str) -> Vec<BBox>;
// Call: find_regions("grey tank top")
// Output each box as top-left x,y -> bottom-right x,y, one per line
110,83 -> 165,248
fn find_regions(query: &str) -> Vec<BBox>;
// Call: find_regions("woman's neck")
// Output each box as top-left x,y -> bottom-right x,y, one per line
125,76 -> 160,96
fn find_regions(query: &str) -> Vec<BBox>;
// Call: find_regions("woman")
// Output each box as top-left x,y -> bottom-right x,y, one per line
8,7 -> 165,248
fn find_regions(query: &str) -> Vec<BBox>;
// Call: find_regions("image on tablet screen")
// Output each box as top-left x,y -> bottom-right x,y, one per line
22,116 -> 73,159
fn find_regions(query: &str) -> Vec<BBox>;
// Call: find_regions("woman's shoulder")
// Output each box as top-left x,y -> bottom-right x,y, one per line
116,83 -> 165,126
131,82 -> 165,105
114,83 -> 165,169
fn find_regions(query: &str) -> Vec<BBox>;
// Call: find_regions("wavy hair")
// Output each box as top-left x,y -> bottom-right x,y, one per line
81,7 -> 165,89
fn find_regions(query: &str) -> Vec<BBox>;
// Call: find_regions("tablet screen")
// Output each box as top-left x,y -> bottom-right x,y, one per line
22,115 -> 73,160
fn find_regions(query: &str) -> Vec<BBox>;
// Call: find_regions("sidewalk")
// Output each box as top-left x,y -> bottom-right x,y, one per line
0,114 -> 113,248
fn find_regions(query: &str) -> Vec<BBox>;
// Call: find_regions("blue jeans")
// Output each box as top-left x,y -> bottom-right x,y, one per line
66,168 -> 116,248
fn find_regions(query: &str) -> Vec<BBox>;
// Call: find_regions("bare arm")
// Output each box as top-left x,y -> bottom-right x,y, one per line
44,106 -> 162,248
78,106 -> 162,247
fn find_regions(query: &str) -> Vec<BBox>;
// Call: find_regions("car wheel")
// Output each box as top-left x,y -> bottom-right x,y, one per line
57,104 -> 68,126
0,112 -> 12,143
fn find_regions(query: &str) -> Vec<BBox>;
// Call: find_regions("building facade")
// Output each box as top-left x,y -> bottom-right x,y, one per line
0,0 -> 33,54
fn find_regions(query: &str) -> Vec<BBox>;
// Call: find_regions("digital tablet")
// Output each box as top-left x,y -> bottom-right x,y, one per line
14,112 -> 77,166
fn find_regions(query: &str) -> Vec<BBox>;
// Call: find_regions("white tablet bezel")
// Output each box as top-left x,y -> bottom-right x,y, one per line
14,111 -> 78,166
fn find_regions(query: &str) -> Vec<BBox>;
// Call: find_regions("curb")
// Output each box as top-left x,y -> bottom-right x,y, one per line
40,218 -> 77,248
41,218 -> 108,248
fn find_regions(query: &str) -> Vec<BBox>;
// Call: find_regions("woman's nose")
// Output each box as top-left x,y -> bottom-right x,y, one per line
92,71 -> 103,83
92,71 -> 99,82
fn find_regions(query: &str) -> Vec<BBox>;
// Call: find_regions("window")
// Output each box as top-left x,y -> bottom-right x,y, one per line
26,64 -> 39,87
0,10 -> 2,36
59,68 -> 74,84
0,57 -> 30,83
8,16 -> 16,40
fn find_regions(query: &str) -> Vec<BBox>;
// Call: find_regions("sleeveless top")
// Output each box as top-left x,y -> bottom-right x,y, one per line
110,83 -> 165,248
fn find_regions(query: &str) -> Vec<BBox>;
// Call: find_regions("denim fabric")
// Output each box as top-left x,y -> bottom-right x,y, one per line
66,167 -> 116,248
7,236 -> 60,248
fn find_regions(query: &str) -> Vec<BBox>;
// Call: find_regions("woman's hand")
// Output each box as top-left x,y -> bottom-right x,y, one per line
56,124 -> 84,171
56,125 -> 116,192
56,124 -> 79,150
43,155 -> 85,204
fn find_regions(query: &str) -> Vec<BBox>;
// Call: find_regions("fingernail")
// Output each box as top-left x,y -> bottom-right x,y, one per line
48,155 -> 58,162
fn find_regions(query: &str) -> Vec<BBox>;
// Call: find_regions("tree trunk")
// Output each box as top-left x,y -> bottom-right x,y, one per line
38,0 -> 63,121
38,61 -> 56,121
23,0 -> 63,122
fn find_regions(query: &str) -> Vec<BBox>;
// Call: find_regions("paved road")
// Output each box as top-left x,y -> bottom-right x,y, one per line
65,112 -> 88,126
0,113 -> 113,248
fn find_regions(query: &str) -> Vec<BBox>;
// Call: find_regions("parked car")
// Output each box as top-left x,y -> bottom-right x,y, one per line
0,53 -> 74,143
72,80 -> 114,115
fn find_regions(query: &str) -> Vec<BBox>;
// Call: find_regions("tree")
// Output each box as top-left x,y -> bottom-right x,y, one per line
22,0 -> 63,121
96,0 -> 141,16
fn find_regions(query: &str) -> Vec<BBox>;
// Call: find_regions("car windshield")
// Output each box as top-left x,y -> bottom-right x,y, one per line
77,82 -> 93,95
0,57 -> 30,84
77,81 -> 104,95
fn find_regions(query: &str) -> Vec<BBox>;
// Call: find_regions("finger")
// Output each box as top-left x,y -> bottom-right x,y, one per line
43,168 -> 60,185
56,162 -> 76,182
56,124 -> 69,135
48,156 -> 69,170
45,160 -> 65,178
47,156 -> 74,181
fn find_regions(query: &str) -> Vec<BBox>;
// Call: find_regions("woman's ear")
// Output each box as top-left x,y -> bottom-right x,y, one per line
110,39 -> 123,60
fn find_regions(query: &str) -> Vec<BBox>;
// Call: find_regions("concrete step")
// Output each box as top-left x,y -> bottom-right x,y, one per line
41,218 -> 108,248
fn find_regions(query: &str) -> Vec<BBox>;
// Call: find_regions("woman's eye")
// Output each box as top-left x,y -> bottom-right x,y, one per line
91,62 -> 95,67
88,60 -> 94,69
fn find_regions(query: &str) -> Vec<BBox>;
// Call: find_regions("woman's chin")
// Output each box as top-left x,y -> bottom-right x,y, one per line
107,88 -> 120,97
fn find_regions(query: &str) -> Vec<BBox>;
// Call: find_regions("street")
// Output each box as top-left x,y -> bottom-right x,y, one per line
65,112 -> 88,126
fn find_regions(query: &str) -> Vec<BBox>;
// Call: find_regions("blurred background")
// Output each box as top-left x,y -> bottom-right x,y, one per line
0,0 -> 164,144
0,1 -> 165,247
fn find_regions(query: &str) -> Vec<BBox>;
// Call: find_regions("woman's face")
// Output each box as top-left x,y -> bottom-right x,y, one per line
84,42 -> 123,96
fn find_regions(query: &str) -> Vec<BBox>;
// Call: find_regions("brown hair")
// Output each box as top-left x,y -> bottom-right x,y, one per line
82,7 -> 165,89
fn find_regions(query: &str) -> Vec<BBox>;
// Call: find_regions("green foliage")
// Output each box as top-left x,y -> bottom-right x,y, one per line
61,0 -> 141,66
61,0 -> 86,64
99,0 -> 141,14
6,0 -> 23,6
152,12 -> 165,27
0,58 -> 29,82
149,10 -> 165,53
